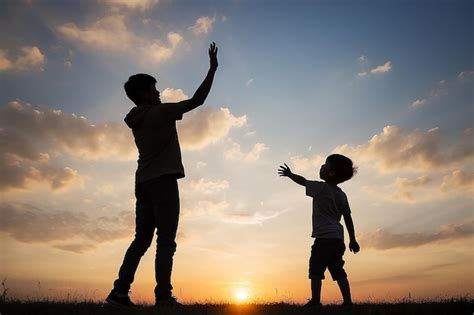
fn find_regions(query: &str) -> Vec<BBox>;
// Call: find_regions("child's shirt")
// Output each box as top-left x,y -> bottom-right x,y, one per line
124,104 -> 185,184
305,180 -> 351,240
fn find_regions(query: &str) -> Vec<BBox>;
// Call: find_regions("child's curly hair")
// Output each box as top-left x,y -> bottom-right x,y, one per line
326,154 -> 358,183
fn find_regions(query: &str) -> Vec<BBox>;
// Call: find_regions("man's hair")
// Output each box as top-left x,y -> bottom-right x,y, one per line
124,73 -> 157,106
326,154 -> 357,183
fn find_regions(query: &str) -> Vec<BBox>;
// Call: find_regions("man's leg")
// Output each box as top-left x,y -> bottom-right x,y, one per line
148,177 -> 180,300
113,184 -> 155,295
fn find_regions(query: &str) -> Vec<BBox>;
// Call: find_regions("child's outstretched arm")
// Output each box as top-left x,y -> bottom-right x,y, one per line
343,213 -> 360,254
278,163 -> 306,186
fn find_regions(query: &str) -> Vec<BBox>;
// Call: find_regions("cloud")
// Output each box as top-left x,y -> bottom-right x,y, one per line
335,125 -> 473,173
182,181 -> 285,224
289,154 -> 325,173
0,100 -> 246,189
359,222 -> 474,250
440,170 -> 474,194
392,175 -> 431,188
245,143 -> 268,161
354,262 -> 460,286
57,15 -> 133,52
409,80 -> 449,110
0,49 -> 13,71
457,70 -> 474,81
0,147 -> 82,192
388,175 -> 432,203
224,139 -> 268,161
189,178 -> 229,194
182,197 -> 286,225
357,55 -> 368,76
57,15 -> 183,63
196,161 -> 207,169
223,141 -> 243,160
182,199 -> 229,217
99,0 -> 159,11
357,60 -> 392,78
410,98 -> 426,109
189,16 -> 216,35
2,100 -> 245,157
0,122 -> 83,192
370,61 -> 391,74
0,100 -> 136,161
429,79 -> 447,98
0,47 -> 46,72
161,88 -> 188,102
178,107 -> 247,150
220,206 -> 288,225
246,79 -> 254,87
140,32 -> 183,63
52,243 -> 97,253
362,172 -> 470,203
0,202 -> 134,253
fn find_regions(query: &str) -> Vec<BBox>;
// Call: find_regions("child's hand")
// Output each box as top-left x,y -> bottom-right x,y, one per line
349,240 -> 360,254
278,163 -> 292,177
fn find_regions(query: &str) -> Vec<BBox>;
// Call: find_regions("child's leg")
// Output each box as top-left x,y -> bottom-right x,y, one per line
336,277 -> 352,304
328,240 -> 352,304
308,239 -> 327,303
311,278 -> 322,303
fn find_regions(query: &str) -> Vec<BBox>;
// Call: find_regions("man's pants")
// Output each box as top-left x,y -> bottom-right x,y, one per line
113,176 -> 179,299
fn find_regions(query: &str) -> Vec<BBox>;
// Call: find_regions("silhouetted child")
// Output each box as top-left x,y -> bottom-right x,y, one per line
278,154 -> 360,308
106,43 -> 218,307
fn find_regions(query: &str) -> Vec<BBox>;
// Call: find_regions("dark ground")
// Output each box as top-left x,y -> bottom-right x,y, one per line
1,299 -> 473,315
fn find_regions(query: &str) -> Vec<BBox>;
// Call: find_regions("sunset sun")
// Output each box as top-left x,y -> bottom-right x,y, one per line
235,288 -> 249,303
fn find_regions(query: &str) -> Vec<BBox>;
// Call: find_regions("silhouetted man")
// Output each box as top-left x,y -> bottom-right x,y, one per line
106,43 -> 218,307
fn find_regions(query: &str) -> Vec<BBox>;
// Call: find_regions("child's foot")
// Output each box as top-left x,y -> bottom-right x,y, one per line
340,301 -> 353,311
155,295 -> 182,307
105,290 -> 136,307
303,299 -> 322,308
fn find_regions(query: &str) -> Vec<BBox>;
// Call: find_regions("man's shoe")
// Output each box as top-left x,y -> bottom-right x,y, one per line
303,299 -> 322,308
155,295 -> 182,307
105,290 -> 136,307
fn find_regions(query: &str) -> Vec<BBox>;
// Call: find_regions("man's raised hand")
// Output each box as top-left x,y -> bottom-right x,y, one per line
278,163 -> 292,177
209,42 -> 218,71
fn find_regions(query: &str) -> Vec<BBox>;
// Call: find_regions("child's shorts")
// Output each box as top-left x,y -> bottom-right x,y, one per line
309,238 -> 347,281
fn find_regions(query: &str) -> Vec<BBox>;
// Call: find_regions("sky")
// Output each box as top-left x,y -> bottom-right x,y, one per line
0,0 -> 473,304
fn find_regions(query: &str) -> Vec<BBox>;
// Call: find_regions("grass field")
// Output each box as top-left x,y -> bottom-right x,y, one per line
0,299 -> 472,315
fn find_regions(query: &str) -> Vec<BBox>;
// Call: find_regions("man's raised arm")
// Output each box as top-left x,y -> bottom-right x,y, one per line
171,42 -> 218,114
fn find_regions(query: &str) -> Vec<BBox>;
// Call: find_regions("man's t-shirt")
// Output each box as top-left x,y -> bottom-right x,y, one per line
125,103 -> 185,184
305,180 -> 351,240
